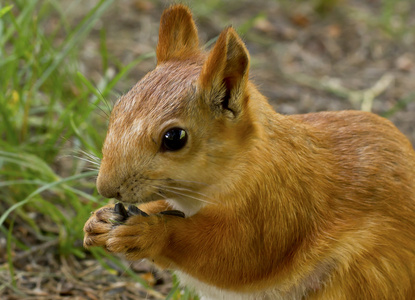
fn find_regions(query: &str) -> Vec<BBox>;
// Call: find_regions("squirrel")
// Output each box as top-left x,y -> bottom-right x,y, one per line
83,4 -> 415,299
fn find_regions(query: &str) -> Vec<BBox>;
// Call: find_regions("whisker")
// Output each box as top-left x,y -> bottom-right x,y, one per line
57,153 -> 99,167
154,191 -> 167,200
163,185 -> 209,198
93,106 -> 109,120
144,177 -> 209,187
164,178 -> 210,186
96,88 -> 112,117
157,186 -> 214,205
72,155 -> 101,166
65,149 -> 101,169
78,149 -> 101,164
84,166 -> 100,172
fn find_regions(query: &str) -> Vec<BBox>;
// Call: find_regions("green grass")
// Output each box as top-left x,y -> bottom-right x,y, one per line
0,0 -> 143,293
0,0 -> 111,254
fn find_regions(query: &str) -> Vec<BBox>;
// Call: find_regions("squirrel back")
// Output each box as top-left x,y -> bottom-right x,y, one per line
88,5 -> 415,299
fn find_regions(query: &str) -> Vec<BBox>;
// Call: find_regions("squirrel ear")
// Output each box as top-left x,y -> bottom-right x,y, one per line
156,5 -> 200,64
199,27 -> 250,118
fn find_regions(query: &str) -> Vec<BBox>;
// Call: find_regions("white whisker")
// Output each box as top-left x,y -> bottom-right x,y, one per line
84,167 -> 100,172
73,155 -> 101,167
167,179 -> 209,186
163,185 -> 209,198
154,191 -> 167,200
157,186 -> 214,205
78,149 -> 101,164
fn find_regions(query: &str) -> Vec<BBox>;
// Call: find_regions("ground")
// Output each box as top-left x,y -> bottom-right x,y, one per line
1,0 -> 414,299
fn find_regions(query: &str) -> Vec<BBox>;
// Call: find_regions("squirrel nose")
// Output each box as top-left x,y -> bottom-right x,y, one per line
96,172 -> 120,199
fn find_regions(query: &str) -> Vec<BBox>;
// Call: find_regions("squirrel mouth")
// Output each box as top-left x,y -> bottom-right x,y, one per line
117,192 -> 162,205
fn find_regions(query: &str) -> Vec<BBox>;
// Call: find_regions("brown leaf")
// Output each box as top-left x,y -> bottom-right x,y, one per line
396,53 -> 414,72
327,24 -> 341,38
290,14 -> 310,28
134,0 -> 154,12
141,272 -> 156,286
254,19 -> 275,34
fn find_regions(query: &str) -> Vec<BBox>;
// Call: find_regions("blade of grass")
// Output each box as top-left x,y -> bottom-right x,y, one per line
0,150 -> 58,180
33,0 -> 114,91
0,179 -> 46,187
90,247 -> 149,288
0,4 -> 13,19
0,171 -> 97,227
77,72 -> 107,104
69,113 -> 99,154
7,218 -> 16,288
381,92 -> 415,118
0,225 -> 29,251
0,1 -> 37,48
100,28 -> 109,72
101,52 -> 155,97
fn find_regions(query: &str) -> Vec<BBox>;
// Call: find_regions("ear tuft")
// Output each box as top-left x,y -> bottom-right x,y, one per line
199,27 -> 250,117
156,4 -> 200,64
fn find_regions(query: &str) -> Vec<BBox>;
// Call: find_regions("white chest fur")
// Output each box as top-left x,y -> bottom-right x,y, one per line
174,271 -> 307,300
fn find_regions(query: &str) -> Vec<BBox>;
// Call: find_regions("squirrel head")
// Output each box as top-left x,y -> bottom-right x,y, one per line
97,5 -> 254,215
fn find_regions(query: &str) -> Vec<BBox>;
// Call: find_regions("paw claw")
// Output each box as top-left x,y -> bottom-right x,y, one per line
114,203 -> 129,221
128,205 -> 149,217
159,210 -> 185,218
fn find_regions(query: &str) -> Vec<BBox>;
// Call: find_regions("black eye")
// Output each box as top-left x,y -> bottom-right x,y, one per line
162,128 -> 188,151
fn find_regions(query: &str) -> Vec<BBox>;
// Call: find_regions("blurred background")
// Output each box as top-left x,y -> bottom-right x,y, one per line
1,0 -> 414,299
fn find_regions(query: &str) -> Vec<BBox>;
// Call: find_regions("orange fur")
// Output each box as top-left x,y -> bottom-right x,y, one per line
84,4 -> 415,299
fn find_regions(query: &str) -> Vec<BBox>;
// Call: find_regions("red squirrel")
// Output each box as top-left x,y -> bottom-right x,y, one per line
84,4 -> 415,299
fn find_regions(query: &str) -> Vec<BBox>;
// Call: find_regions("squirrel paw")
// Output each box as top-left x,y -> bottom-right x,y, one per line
83,203 -> 184,259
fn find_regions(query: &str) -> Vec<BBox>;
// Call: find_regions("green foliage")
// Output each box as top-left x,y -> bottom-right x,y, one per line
0,0 -> 111,255
0,0 -> 195,297
166,274 -> 200,300
377,0 -> 412,37
0,0 -> 148,292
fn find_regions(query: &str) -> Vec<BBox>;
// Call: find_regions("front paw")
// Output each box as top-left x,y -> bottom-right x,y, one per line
83,204 -> 122,249
104,213 -> 163,259
83,203 -> 185,260
83,204 -> 148,248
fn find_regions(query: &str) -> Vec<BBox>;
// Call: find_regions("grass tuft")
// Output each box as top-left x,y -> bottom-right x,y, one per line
0,0 -> 156,297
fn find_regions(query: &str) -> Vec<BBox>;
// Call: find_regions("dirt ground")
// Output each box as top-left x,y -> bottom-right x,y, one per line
2,0 -> 415,299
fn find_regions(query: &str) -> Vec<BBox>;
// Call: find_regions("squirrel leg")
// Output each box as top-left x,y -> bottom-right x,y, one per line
89,204 -> 266,291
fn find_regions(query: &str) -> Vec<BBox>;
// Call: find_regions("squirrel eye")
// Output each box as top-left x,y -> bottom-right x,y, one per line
162,128 -> 188,151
